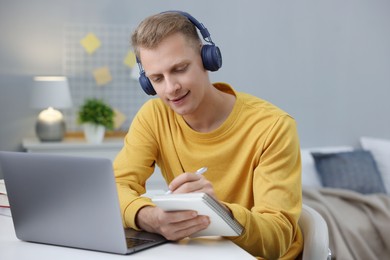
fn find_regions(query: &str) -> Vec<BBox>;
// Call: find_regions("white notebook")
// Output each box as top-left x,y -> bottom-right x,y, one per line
0,180 -> 11,217
152,192 -> 244,237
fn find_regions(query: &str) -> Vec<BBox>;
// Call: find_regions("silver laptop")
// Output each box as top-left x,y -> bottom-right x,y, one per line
0,151 -> 167,254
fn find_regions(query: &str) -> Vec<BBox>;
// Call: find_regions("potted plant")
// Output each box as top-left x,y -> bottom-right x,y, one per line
77,98 -> 114,143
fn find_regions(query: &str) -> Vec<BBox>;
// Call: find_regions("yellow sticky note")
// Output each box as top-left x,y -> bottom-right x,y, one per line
93,67 -> 112,86
113,108 -> 127,129
123,51 -> 136,68
80,33 -> 101,54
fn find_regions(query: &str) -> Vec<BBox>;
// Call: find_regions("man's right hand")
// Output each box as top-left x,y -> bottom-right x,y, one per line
135,205 -> 210,240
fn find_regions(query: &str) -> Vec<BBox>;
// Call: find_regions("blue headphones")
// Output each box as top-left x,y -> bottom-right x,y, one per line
136,11 -> 222,96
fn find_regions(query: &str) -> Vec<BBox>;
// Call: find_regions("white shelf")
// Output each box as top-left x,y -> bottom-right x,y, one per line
22,137 -> 167,190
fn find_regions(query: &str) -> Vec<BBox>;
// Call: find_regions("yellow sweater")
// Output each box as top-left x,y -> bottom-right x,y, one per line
114,83 -> 303,259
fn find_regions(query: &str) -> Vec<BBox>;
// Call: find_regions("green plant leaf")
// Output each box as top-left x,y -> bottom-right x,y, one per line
77,98 -> 114,130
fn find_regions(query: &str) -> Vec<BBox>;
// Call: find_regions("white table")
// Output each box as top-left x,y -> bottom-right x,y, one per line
0,215 -> 255,260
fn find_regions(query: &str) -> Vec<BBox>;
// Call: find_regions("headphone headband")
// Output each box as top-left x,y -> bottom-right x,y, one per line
164,11 -> 212,42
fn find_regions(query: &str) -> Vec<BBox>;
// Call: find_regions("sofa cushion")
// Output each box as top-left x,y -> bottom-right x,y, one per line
360,136 -> 390,194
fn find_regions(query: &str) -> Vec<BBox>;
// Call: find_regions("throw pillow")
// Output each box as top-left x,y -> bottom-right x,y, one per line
300,146 -> 353,188
312,150 -> 386,194
360,136 -> 390,194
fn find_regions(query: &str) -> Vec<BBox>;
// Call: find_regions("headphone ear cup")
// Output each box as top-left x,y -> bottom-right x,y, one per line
139,71 -> 156,95
201,45 -> 222,72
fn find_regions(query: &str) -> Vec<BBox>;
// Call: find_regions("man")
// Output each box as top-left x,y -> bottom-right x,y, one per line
114,11 -> 303,259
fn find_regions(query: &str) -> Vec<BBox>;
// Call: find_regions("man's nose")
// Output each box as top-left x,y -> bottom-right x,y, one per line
165,77 -> 180,94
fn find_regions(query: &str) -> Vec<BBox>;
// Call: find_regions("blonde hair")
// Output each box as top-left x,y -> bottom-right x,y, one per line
131,12 -> 201,58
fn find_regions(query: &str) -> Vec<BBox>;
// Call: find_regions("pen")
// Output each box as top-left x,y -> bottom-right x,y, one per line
165,167 -> 208,194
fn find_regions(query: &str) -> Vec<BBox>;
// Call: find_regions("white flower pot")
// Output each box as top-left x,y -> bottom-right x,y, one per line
83,123 -> 105,144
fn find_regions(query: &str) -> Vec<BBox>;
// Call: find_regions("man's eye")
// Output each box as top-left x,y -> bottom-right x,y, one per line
176,65 -> 188,72
150,77 -> 162,83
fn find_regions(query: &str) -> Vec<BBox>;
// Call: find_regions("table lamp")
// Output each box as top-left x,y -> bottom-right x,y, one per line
31,76 -> 73,142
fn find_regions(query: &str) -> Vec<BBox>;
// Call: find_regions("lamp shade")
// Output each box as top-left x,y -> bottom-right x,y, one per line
31,76 -> 72,109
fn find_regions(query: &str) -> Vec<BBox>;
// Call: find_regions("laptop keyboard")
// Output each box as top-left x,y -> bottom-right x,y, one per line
126,237 -> 155,248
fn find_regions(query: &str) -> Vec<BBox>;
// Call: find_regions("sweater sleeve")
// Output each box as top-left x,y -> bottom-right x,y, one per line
113,100 -> 160,229
225,115 -> 303,259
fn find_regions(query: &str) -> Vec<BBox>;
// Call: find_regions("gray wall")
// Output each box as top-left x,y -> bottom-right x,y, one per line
1,0 -> 389,158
